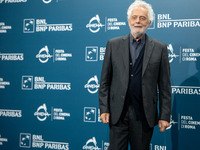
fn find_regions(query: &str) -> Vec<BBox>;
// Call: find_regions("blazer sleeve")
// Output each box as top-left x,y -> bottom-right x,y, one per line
158,44 -> 172,122
99,40 -> 112,114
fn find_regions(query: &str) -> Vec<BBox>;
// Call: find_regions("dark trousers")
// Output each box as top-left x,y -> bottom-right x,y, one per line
108,102 -> 154,150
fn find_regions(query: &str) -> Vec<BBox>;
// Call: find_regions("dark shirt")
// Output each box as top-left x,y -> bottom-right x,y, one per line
126,34 -> 146,120
129,33 -> 146,66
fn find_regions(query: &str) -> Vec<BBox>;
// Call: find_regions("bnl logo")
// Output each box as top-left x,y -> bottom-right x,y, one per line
19,133 -> 31,148
155,145 -> 166,150
23,19 -> 35,33
148,14 -> 155,29
150,144 -> 166,150
84,107 -> 96,123
22,76 -> 33,90
85,47 -> 98,61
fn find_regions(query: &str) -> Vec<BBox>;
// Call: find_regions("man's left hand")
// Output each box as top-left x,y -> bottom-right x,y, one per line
159,120 -> 170,132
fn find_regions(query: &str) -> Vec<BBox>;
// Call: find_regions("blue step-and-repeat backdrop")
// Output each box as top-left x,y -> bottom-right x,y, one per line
0,0 -> 200,149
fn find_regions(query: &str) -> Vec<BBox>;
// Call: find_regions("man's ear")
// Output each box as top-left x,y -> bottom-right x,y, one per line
128,19 -> 130,26
147,21 -> 152,28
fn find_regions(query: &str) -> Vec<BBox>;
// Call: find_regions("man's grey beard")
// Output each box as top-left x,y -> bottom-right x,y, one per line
131,28 -> 146,38
129,24 -> 149,38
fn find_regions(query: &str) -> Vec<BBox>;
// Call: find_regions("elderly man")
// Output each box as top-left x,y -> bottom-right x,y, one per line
99,0 -> 171,150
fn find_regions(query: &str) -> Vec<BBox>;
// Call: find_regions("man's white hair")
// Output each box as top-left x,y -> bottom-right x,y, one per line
127,0 -> 154,23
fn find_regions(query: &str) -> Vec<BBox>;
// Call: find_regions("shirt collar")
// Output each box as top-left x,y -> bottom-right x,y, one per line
130,33 -> 146,44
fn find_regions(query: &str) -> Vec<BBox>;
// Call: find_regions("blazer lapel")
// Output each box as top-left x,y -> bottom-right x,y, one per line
142,35 -> 154,77
122,34 -> 130,76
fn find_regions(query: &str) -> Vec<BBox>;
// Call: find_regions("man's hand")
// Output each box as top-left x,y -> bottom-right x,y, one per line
159,120 -> 170,132
100,113 -> 110,124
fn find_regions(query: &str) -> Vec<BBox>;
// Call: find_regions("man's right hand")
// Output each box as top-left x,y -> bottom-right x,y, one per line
100,113 -> 110,124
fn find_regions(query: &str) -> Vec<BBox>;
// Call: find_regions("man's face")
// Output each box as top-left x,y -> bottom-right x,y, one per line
128,6 -> 151,38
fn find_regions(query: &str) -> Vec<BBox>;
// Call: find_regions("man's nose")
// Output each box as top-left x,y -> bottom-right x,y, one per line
136,17 -> 140,23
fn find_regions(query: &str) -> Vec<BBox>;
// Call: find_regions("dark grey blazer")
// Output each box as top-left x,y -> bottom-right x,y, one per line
99,34 -> 171,128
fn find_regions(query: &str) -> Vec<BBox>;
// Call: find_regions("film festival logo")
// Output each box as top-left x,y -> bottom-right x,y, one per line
167,44 -> 179,63
19,133 -> 69,149
0,78 -> 10,89
36,46 -> 53,63
34,103 -> 70,121
23,18 -> 72,33
42,0 -> 62,4
0,22 -> 12,33
86,14 -> 127,33
34,104 -> 51,121
167,45 -> 200,63
86,14 -> 155,33
166,115 -> 178,130
181,48 -> 200,62
36,46 -> 72,63
83,137 -> 109,150
42,0 -> 52,4
86,15 -> 104,33
83,137 -> 101,150
180,114 -> 200,130
0,134 -> 8,146
84,75 -> 100,94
